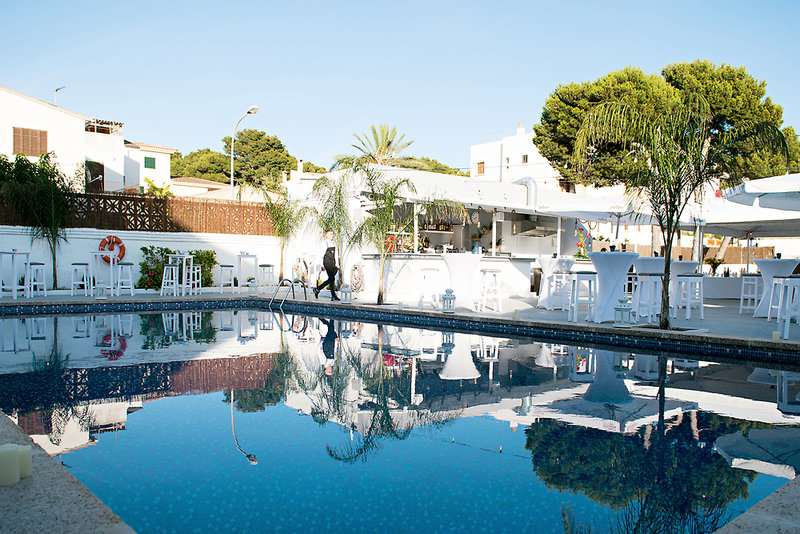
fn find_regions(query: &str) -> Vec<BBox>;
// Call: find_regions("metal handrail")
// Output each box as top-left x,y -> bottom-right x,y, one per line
269,278 -> 309,310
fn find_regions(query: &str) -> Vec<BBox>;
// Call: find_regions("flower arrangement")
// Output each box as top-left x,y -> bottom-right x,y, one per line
574,228 -> 589,259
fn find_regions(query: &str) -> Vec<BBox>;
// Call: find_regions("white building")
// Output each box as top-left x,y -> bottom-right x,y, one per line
124,142 -> 175,191
469,122 -> 563,189
0,85 -> 174,192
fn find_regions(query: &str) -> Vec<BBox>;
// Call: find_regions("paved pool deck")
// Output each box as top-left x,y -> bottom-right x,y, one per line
0,288 -> 799,533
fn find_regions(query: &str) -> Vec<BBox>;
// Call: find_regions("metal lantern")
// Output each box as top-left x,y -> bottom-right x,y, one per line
340,284 -> 352,304
613,297 -> 633,328
95,282 -> 107,300
441,331 -> 455,355
441,288 -> 456,313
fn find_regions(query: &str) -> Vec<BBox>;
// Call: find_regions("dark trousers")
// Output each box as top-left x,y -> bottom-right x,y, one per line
317,265 -> 338,296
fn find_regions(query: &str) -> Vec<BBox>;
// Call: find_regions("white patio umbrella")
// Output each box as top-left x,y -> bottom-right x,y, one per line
722,173 -> 800,211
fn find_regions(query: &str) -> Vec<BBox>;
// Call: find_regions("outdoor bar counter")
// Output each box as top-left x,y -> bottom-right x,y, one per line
357,253 -> 535,307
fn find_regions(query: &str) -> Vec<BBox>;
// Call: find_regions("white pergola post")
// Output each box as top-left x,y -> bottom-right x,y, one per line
557,217 -> 562,257
413,203 -> 420,253
491,210 -> 497,257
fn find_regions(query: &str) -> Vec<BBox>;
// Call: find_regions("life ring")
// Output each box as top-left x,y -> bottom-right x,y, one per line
100,334 -> 126,361
350,265 -> 364,293
99,235 -> 126,263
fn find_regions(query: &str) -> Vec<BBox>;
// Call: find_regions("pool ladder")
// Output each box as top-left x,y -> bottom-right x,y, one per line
269,278 -> 309,310
271,310 -> 308,334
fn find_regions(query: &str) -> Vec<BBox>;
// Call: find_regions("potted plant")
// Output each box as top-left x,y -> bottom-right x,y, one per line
704,257 -> 724,276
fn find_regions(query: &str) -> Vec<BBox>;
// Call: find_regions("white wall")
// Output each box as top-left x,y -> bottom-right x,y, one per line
469,123 -> 561,188
86,131 -> 126,191
0,225 -> 280,289
0,88 -> 87,180
125,147 -> 172,189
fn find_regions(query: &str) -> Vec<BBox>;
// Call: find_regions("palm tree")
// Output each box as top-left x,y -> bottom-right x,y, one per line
261,191 -> 310,280
351,165 -> 465,305
311,172 -> 354,288
0,154 -> 75,289
332,124 -> 413,169
574,95 -> 787,328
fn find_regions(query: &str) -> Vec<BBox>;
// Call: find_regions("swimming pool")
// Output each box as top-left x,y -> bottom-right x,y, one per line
1,310 -> 798,533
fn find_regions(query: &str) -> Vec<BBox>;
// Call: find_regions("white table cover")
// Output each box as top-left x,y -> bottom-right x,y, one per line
753,258 -> 800,317
588,252 -> 639,323
441,253 -> 481,311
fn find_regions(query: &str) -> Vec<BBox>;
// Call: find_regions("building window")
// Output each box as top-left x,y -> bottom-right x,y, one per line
144,157 -> 156,169
477,162 -> 485,175
13,127 -> 48,157
522,154 -> 528,163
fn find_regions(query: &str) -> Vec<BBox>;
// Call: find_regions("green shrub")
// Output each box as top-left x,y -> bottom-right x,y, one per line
136,246 -> 176,290
189,249 -> 217,287
136,245 -> 218,290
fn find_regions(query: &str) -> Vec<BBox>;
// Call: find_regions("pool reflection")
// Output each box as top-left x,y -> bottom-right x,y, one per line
2,311 -> 800,532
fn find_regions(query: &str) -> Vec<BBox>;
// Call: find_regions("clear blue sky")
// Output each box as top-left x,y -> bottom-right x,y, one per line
3,1 -> 798,170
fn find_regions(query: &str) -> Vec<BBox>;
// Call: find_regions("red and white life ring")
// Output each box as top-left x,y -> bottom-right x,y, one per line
100,334 -> 127,361
99,235 -> 126,263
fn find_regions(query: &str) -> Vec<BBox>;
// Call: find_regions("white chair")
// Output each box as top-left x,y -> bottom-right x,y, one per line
739,273 -> 761,314
419,267 -> 441,310
673,273 -> 704,319
28,262 -> 46,297
478,268 -> 502,312
116,262 -> 135,296
71,262 -> 91,297
568,272 -> 596,322
633,273 -> 661,324
546,271 -> 571,311
160,264 -> 180,296
219,264 -> 235,294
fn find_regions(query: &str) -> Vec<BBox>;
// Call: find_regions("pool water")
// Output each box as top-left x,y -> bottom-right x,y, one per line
1,310 -> 798,533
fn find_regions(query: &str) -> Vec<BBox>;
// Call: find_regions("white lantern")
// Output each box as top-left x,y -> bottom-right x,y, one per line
613,297 -> 633,328
441,288 -> 456,313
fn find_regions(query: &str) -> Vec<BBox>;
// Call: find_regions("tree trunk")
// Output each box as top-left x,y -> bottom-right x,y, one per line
49,239 -> 58,289
377,250 -> 386,305
715,236 -> 730,260
659,229 -> 674,330
279,241 -> 286,281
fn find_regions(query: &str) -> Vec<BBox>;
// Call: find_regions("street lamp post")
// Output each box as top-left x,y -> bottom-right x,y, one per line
54,86 -> 66,106
230,105 -> 259,199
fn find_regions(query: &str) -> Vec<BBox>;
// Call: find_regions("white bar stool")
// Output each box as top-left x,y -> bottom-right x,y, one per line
673,273 -> 704,319
219,264 -> 235,294
568,272 -> 596,322
478,268 -> 502,312
189,265 -> 202,295
258,264 -> 275,291
779,276 -> 800,339
739,273 -> 761,314
767,276 -> 788,322
547,271 -> 571,311
419,267 -> 441,310
71,262 -> 91,296
633,273 -> 661,324
28,262 -> 46,297
160,263 -> 180,296
116,262 -> 135,296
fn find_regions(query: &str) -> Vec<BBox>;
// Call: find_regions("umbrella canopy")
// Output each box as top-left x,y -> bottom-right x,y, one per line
695,194 -> 800,238
722,173 -> 800,211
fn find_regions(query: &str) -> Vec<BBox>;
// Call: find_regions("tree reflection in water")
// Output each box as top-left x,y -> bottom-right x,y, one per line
297,323 -> 459,464
527,355 -> 760,534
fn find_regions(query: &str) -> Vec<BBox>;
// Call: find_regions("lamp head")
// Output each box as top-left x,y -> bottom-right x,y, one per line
247,105 -> 259,115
